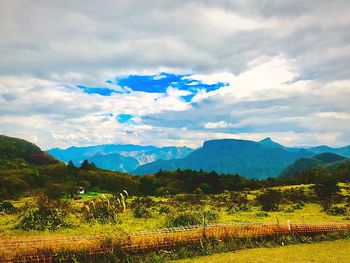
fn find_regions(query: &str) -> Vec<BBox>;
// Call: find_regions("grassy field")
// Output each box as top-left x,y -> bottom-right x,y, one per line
174,239 -> 350,263
0,201 -> 348,238
1,183 -> 350,262
1,183 -> 350,238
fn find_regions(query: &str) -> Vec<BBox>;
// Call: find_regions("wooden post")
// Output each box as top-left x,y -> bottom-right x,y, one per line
287,220 -> 291,232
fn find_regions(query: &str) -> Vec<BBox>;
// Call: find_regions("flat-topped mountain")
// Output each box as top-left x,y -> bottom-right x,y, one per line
133,138 -> 315,178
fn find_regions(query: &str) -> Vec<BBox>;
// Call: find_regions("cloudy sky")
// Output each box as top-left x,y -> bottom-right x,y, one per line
1,0 -> 350,150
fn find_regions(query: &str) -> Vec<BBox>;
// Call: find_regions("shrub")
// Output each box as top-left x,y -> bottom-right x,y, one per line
256,189 -> 282,211
165,210 -> 219,228
283,188 -> 308,203
133,205 -> 151,218
314,176 -> 340,199
292,202 -> 305,210
82,195 -> 121,224
130,197 -> 155,208
44,182 -> 64,200
282,206 -> 295,213
17,195 -> 71,231
327,205 -> 347,216
256,211 -> 269,217
203,210 -> 219,222
165,212 -> 202,228
227,192 -> 251,212
159,206 -> 171,214
0,201 -> 16,213
172,194 -> 202,204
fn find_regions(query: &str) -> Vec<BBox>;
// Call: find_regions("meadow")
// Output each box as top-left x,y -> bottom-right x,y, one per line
0,185 -> 349,235
173,239 -> 350,263
1,182 -> 350,262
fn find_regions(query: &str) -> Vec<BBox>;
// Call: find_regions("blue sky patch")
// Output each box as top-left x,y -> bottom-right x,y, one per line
77,85 -> 120,96
77,73 -> 228,102
117,114 -> 133,123
116,72 -> 228,101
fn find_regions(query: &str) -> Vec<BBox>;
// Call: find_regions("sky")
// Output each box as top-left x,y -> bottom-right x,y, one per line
1,0 -> 350,150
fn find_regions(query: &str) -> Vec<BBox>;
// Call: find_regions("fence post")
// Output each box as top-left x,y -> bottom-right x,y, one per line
287,220 -> 291,232
203,217 -> 206,239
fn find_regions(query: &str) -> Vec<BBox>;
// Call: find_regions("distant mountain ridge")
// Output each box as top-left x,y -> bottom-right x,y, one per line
308,145 -> 350,157
47,144 -> 193,172
47,138 -> 350,178
133,138 -> 350,178
279,152 -> 347,178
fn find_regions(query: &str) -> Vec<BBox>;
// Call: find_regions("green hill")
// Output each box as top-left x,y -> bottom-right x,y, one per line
279,152 -> 346,178
313,152 -> 346,163
324,158 -> 350,182
0,135 -> 139,200
0,135 -> 58,167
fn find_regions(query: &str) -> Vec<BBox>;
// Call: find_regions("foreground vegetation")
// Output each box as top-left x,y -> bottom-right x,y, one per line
174,239 -> 350,263
1,182 -> 350,238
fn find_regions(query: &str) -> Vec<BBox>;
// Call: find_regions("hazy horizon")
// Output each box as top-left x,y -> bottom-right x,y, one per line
5,134 -> 348,152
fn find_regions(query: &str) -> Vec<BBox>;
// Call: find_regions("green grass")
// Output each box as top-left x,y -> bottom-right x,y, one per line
173,239 -> 350,263
1,183 -> 349,238
219,203 -> 348,224
1,202 -> 348,238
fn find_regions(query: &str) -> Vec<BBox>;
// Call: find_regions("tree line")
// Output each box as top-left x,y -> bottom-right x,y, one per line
1,158 -> 349,200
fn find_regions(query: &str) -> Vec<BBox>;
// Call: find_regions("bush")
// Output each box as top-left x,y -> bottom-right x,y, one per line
256,189 -> 282,211
17,195 -> 71,231
283,188 -> 308,203
165,212 -> 202,228
159,206 -> 171,214
256,211 -> 269,217
327,205 -> 347,216
0,201 -> 16,213
172,194 -> 206,205
203,210 -> 219,222
282,206 -> 295,213
130,197 -> 155,208
226,192 -> 250,213
133,205 -> 151,218
165,210 -> 219,228
82,195 -> 121,224
292,202 -> 305,210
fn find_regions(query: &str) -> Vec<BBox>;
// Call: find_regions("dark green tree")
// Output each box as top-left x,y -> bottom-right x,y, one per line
140,175 -> 157,196
314,176 -> 340,210
79,160 -> 96,170
256,189 -> 282,211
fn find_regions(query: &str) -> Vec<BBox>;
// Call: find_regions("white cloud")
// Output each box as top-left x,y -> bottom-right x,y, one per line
204,121 -> 231,129
0,1 -> 350,149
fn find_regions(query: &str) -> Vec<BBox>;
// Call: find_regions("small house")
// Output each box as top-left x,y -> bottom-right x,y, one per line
78,187 -> 85,195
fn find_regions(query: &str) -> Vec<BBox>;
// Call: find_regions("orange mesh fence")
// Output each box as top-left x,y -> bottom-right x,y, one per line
1,222 -> 350,262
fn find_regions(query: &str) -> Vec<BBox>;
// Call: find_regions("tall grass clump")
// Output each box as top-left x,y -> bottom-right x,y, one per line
133,204 -> 152,218
17,194 -> 71,231
165,210 -> 219,228
82,194 -> 126,224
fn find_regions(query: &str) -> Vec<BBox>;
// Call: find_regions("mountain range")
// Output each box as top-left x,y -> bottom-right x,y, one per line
2,134 -> 350,200
47,137 -> 350,179
47,144 -> 193,173
132,138 -> 350,178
